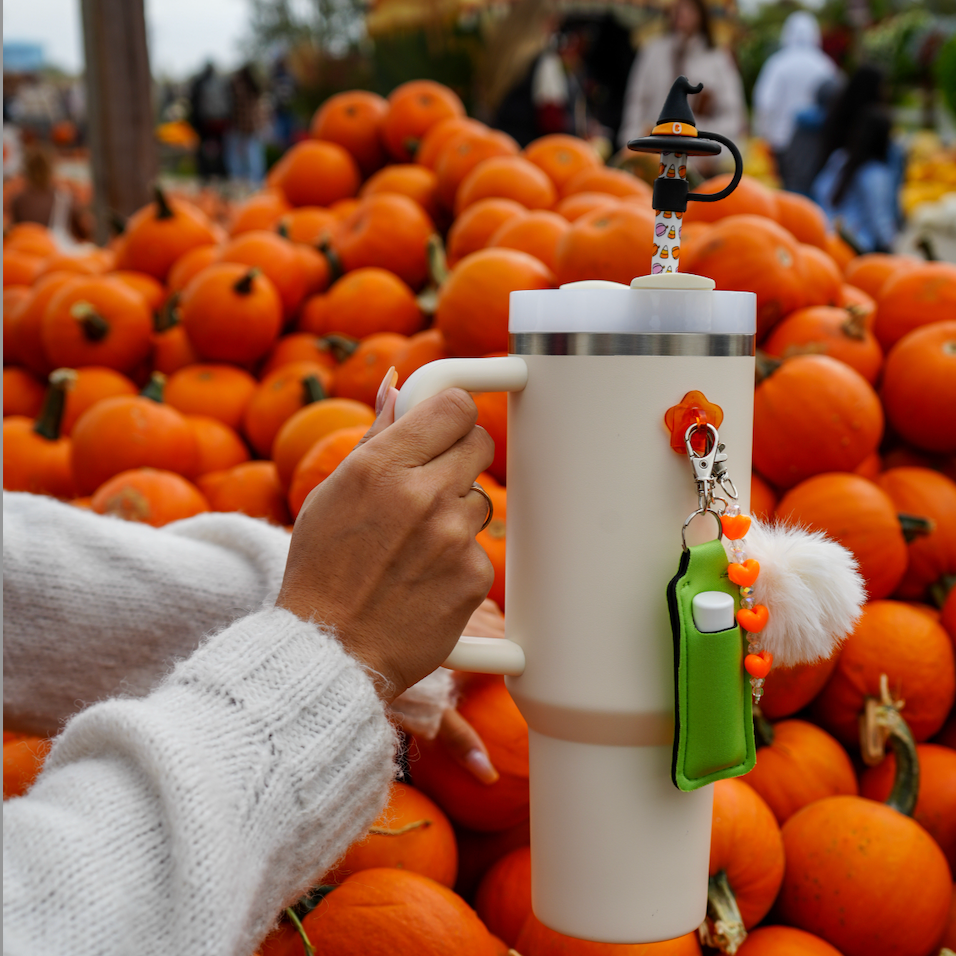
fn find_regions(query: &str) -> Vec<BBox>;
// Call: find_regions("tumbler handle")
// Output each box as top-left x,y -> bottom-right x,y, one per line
396,356 -> 529,676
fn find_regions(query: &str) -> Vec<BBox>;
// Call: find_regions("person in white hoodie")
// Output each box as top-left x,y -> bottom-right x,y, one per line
752,11 -> 838,179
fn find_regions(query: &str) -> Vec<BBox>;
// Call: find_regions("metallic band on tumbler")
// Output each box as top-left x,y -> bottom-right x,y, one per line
509,332 -> 756,357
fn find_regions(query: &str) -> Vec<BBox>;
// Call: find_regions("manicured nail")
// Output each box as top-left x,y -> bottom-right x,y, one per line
464,748 -> 499,784
375,366 -> 398,416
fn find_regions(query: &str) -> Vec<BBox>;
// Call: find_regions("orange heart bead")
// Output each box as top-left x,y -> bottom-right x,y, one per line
727,559 -> 760,587
744,650 -> 773,679
736,604 -> 769,633
721,514 -> 752,540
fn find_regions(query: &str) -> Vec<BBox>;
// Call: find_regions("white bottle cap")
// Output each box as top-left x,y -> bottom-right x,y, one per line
692,591 -> 735,633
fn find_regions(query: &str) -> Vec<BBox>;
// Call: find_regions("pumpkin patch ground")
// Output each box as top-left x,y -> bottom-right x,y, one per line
4,76 -> 956,956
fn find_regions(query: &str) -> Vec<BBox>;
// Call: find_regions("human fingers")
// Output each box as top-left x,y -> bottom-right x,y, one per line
376,388 -> 479,469
357,367 -> 399,445
437,707 -> 499,784
423,424 -> 495,496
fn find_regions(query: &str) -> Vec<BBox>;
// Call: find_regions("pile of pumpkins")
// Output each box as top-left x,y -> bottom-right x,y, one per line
4,78 -> 956,956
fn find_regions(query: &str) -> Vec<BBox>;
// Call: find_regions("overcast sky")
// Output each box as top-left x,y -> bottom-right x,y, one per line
4,0 -> 251,78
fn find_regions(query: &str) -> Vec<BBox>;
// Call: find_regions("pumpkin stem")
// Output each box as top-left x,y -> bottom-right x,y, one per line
898,512 -> 936,543
154,292 -> 181,333
859,673 -> 919,817
284,907 -> 316,956
367,819 -> 430,836
153,184 -> 175,221
752,705 -> 775,748
416,234 -> 449,315
33,368 -> 77,441
699,870 -> 747,954
317,237 -> 343,285
930,574 -> 956,610
70,300 -> 110,342
233,268 -> 260,296
276,220 -> 289,239
754,350 -> 781,385
320,334 -> 360,364
301,374 -> 327,406
108,209 -> 127,236
916,235 -> 938,261
140,371 -> 167,403
840,305 -> 869,341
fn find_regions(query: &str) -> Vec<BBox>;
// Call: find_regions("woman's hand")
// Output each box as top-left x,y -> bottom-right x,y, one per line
277,378 -> 495,704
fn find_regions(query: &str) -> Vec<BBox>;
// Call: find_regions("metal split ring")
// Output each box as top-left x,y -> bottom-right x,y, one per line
471,482 -> 494,533
681,507 -> 723,552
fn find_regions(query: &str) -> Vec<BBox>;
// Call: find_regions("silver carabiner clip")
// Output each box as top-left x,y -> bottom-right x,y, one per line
681,422 -> 724,551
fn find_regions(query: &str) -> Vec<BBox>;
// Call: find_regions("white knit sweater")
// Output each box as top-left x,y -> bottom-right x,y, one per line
2,491 -> 456,956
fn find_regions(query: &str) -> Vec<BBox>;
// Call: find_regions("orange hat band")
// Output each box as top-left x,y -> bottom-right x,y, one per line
651,122 -> 698,137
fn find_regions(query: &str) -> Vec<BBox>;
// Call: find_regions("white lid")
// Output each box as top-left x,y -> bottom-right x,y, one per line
692,591 -> 736,633
509,277 -> 755,335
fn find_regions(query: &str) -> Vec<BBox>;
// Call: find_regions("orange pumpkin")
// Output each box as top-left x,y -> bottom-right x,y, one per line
761,305 -> 883,385
220,230 -> 309,320
446,198 -> 527,267
860,742 -> 956,875
116,188 -> 219,281
276,206 -> 337,247
4,222 -> 59,258
753,355 -> 883,489
70,390 -> 199,495
811,600 -> 955,744
41,276 -> 154,374
825,232 -> 856,271
796,244 -> 842,308
2,249 -> 46,288
196,461 -> 291,525
319,268 -> 425,339
682,173 -> 779,224
455,155 -> 557,215
735,925 -> 845,956
381,79 -> 466,162
875,467 -> 956,600
151,323 -> 200,377
330,333 -> 409,407
359,164 -> 441,223
2,285 -> 31,364
260,333 -> 339,378
553,203 -> 655,286
242,360 -> 334,459
180,264 -> 283,365
680,215 -> 804,340
166,244 -> 221,295
3,736 -> 51,799
554,191 -> 621,222
59,366 -> 138,435
309,89 -> 389,177
436,249 -> 556,357
881,320 -> 956,454
749,471 -> 776,522
270,140 -> 361,208
3,367 -> 45,419
473,389 -> 507,485
287,423 -> 371,517
475,476 -> 506,610
295,243 -> 333,298
774,191 -> 829,248
843,252 -> 918,300
411,676 -> 529,832
559,166 -> 652,202
2,370 -> 77,498
11,272 -> 77,377
486,210 -> 570,274
873,261 -> 956,352
522,134 -> 602,191
164,364 -> 258,432
434,126 -> 520,211
760,656 -> 840,720
776,473 -> 907,600
333,193 -> 435,290
272,397 -> 375,490
744,719 -> 857,825
516,913 -> 701,955
415,116 -> 487,171
91,468 -> 209,526
324,782 -> 458,888
839,282 -> 876,321
475,845 -> 531,948
228,190 -> 290,236
395,328 -> 450,386
187,415 -> 250,476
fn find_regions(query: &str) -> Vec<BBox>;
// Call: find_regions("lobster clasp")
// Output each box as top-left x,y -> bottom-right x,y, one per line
684,422 -> 720,487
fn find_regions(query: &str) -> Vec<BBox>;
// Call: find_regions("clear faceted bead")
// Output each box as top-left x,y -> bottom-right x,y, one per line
741,596 -> 755,609
725,503 -> 740,517
739,586 -> 754,598
732,548 -> 746,563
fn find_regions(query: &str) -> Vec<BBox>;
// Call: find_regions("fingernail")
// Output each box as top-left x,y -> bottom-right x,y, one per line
464,748 -> 499,784
375,366 -> 398,416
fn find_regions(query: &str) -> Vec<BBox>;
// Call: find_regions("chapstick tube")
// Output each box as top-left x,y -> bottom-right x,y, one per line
692,591 -> 735,633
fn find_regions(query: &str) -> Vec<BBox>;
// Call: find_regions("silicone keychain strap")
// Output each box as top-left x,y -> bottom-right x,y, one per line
667,538 -> 755,791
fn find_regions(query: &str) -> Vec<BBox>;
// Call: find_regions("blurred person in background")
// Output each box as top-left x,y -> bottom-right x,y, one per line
618,0 -> 745,174
778,76 -> 842,196
226,64 -> 267,189
752,11 -> 838,189
269,56 -> 298,151
9,144 -> 88,245
812,105 -> 899,254
189,62 -> 233,181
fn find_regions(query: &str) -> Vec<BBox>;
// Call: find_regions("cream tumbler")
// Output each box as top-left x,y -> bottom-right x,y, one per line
396,274 -> 756,943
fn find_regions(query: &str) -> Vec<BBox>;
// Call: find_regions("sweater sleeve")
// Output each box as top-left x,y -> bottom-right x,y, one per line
3,606 -> 398,956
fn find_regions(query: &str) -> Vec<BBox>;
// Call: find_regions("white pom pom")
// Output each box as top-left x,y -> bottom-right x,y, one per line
724,518 -> 866,668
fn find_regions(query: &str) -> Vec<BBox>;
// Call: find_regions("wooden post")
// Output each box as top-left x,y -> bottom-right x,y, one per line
80,0 -> 157,244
